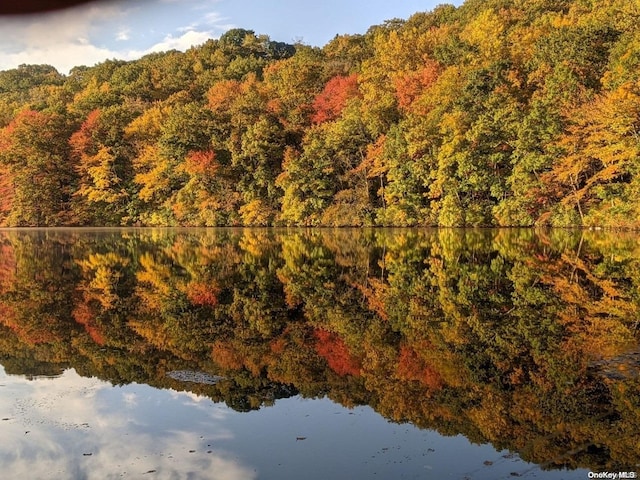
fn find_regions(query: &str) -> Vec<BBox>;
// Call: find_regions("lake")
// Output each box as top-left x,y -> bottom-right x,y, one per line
0,228 -> 638,479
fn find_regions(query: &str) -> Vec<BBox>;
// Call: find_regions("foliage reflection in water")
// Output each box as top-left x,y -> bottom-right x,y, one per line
0,228 -> 639,478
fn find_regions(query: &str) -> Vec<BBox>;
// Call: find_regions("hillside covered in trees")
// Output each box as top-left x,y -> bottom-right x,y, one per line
0,0 -> 639,227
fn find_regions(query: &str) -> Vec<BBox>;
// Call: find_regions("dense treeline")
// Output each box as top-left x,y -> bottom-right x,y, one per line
0,0 -> 639,227
0,228 -> 639,470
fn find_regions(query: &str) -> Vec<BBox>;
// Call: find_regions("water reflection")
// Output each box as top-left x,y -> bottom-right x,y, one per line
0,366 -> 254,480
0,228 -> 639,475
2,366 -> 572,480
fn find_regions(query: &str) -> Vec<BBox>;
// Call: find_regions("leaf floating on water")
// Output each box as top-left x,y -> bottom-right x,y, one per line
166,370 -> 225,385
296,437 -> 307,441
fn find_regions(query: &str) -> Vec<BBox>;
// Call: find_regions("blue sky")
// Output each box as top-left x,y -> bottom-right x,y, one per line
0,0 -> 463,74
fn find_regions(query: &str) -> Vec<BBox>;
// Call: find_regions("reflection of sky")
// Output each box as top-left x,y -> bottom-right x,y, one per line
0,366 -> 253,480
0,365 -> 588,479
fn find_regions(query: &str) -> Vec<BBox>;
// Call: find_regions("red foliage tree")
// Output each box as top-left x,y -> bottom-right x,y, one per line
311,73 -> 360,124
183,150 -> 218,176
394,61 -> 440,112
69,109 -> 101,158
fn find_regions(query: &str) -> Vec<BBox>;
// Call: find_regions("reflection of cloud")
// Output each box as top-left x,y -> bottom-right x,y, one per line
122,392 -> 137,406
0,367 -> 256,480
171,389 -> 211,404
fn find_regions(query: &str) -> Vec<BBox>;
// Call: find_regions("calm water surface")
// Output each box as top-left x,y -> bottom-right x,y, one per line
0,228 -> 638,479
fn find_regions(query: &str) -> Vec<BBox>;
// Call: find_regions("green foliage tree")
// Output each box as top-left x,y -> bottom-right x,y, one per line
0,110 -> 76,225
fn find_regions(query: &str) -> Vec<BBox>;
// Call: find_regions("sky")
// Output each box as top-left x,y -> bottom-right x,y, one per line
0,0 -> 463,74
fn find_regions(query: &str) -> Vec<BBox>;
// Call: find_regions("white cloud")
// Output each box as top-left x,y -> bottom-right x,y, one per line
0,43 -> 121,75
0,1 -> 231,74
22,2 -> 124,47
178,11 -> 234,33
202,11 -> 229,26
116,27 -> 131,41
138,29 -> 213,54
0,2 -> 126,73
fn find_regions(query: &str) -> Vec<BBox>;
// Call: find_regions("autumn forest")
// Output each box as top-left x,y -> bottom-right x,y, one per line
0,0 -> 638,227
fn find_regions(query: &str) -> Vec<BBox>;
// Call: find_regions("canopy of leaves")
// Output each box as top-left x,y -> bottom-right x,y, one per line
0,0 -> 639,227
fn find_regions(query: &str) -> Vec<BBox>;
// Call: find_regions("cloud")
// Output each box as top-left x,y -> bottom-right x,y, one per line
116,27 -> 131,41
0,1 -> 231,74
136,29 -> 214,54
0,2 -> 126,72
0,43 -> 121,75
177,11 -> 235,33
22,2 -> 124,47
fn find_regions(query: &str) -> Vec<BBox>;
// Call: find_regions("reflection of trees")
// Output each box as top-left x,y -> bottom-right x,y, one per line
0,228 -> 639,471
